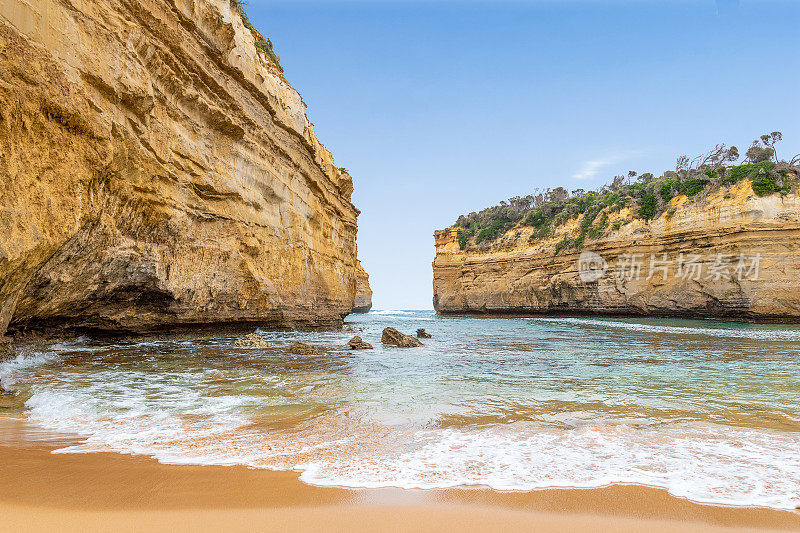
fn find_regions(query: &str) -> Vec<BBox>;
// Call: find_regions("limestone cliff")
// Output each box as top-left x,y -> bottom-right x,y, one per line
433,180 -> 800,321
0,0 -> 365,335
351,260 -> 372,314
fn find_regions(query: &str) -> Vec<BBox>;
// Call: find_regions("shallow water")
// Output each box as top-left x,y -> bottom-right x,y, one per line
1,311 -> 799,509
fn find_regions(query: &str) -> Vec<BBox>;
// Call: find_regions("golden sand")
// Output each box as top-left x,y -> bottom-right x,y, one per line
1,443 -> 798,533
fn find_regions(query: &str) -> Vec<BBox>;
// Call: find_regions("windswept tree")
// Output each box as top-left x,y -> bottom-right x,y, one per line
692,144 -> 740,168
676,155 -> 690,173
610,175 -> 626,191
760,132 -> 783,161
451,135 -> 797,250
746,132 -> 782,163
746,142 -> 774,163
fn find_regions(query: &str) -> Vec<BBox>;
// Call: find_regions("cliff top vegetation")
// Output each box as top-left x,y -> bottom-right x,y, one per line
450,133 -> 800,252
229,0 -> 282,72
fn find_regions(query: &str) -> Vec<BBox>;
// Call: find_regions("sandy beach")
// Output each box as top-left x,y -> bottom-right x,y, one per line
1,439 -> 798,533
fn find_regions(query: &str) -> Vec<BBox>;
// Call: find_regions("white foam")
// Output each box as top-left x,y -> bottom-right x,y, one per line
533,317 -> 800,342
6,320 -> 800,511
0,350 -> 60,388
294,424 -> 800,510
23,388 -> 800,511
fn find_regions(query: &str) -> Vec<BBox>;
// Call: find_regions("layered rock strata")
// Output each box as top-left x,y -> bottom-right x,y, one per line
0,0 -> 366,335
433,181 -> 800,321
351,260 -> 373,313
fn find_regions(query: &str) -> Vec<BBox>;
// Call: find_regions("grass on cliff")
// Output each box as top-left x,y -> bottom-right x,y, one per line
452,133 -> 799,252
229,0 -> 283,72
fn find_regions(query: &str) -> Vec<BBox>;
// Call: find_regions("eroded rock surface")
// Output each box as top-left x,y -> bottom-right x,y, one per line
416,329 -> 432,338
347,336 -> 373,350
234,333 -> 271,347
0,0 -> 366,336
433,181 -> 800,321
286,341 -> 325,355
351,261 -> 373,314
382,327 -> 423,347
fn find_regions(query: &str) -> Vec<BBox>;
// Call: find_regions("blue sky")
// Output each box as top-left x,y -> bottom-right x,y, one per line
246,0 -> 800,310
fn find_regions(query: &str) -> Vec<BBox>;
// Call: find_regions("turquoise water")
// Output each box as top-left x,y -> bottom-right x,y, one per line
1,311 -> 799,508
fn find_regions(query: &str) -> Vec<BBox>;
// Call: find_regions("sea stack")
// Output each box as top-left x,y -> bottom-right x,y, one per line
434,178 -> 800,321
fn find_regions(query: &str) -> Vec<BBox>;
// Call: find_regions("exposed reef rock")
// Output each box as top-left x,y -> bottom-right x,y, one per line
416,329 -> 431,338
286,341 -> 325,355
0,0 -> 367,336
347,336 -> 373,350
234,332 -> 271,347
351,261 -> 373,314
382,327 -> 423,347
433,181 -> 800,321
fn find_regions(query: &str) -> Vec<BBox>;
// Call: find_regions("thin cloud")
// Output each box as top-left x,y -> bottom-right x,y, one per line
571,157 -> 621,180
571,149 -> 649,180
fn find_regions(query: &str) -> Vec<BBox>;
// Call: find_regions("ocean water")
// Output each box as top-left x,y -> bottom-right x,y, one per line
1,311 -> 799,509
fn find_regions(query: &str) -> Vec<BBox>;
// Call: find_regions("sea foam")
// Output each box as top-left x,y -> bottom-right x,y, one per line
5,314 -> 800,511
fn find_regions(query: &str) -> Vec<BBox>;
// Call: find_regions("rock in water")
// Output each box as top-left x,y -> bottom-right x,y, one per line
347,336 -> 373,350
234,333 -> 271,347
287,342 -> 325,355
381,327 -> 423,348
0,376 -> 14,396
416,329 -> 432,338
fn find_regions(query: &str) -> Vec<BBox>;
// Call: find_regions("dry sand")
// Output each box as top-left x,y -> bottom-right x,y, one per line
1,443 -> 799,533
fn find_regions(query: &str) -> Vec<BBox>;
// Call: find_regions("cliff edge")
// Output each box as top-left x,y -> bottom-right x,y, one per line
0,0 -> 365,335
351,260 -> 372,314
433,179 -> 800,321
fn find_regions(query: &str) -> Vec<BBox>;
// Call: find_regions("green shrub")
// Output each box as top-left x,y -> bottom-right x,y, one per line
457,228 -> 474,250
751,170 -> 779,196
446,137 -> 796,246
660,178 -> 679,203
554,235 -> 573,255
523,210 -> 547,228
475,216 -> 512,244
529,224 -> 552,242
727,163 -> 752,185
726,161 -> 776,186
254,39 -> 282,71
683,178 -> 708,197
638,194 -> 657,220
586,213 -> 609,239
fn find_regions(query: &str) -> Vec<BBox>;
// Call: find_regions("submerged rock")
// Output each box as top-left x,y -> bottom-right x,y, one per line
0,337 -> 11,358
234,333 -> 271,348
416,329 -> 432,338
347,336 -> 373,350
287,342 -> 325,355
381,327 -> 423,348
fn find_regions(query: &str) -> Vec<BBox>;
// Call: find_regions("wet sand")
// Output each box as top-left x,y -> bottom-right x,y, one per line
1,442 -> 799,532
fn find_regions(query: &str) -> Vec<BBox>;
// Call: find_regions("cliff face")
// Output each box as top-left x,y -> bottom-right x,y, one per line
0,0 -> 363,335
351,260 -> 372,314
433,181 -> 800,321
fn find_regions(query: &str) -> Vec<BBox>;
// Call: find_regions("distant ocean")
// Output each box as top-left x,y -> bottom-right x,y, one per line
2,311 -> 799,509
